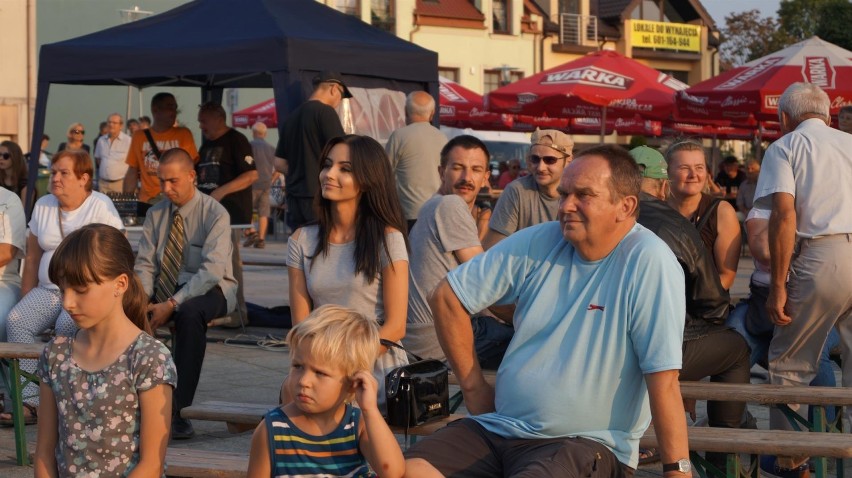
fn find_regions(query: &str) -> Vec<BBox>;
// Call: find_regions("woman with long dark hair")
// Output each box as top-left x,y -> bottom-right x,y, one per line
0,140 -> 28,199
286,134 -> 410,408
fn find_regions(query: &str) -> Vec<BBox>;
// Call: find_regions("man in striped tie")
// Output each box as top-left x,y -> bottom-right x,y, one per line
135,148 -> 238,440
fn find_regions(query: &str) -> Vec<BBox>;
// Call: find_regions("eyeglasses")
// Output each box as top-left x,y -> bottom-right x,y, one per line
0,153 -> 10,160
529,154 -> 565,166
71,129 -> 85,135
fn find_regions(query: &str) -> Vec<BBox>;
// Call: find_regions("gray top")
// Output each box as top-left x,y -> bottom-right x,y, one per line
287,225 -> 410,409
37,333 -> 177,478
250,138 -> 277,190
135,189 -> 237,312
404,194 -> 480,360
489,175 -> 559,237
385,122 -> 447,220
287,225 -> 408,324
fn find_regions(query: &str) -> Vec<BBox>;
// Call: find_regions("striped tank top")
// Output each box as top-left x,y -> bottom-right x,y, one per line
264,404 -> 376,478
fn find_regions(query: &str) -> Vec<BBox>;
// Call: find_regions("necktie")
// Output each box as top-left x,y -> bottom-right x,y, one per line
155,211 -> 185,303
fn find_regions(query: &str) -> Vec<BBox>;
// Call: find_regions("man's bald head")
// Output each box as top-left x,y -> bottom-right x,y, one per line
160,148 -> 195,171
405,91 -> 436,123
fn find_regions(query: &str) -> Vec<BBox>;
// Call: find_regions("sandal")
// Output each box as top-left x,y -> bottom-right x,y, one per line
0,402 -> 38,427
254,238 -> 265,249
638,447 -> 660,465
243,231 -> 259,247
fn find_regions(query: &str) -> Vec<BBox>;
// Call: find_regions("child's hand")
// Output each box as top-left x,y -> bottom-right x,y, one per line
351,370 -> 379,412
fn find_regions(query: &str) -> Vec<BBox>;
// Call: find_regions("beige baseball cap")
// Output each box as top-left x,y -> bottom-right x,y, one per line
531,129 -> 574,156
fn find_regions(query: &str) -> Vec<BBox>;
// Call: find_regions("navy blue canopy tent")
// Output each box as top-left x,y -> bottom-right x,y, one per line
28,0 -> 438,212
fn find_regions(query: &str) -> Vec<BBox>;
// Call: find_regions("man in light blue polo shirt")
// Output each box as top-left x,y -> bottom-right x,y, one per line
405,145 -> 692,477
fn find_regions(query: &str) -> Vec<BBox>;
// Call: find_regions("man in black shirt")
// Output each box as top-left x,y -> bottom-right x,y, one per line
197,102 -> 258,224
631,146 -> 750,471
276,71 -> 348,230
197,102 -> 258,327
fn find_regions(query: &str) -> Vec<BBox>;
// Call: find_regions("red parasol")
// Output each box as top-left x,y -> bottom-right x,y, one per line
439,76 -> 569,132
569,117 -> 662,136
676,36 -> 852,122
484,50 -> 688,138
233,99 -> 277,128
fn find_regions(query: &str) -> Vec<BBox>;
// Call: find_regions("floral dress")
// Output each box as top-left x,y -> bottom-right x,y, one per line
37,333 -> 177,478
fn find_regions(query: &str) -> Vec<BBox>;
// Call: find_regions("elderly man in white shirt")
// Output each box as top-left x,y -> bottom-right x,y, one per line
754,82 -> 852,474
94,113 -> 132,194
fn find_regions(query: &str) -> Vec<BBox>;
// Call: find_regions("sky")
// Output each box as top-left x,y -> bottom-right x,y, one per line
701,0 -> 783,26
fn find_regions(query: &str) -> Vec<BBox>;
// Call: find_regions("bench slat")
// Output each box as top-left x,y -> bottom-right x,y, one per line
166,448 -> 247,478
182,401 -> 270,424
680,382 -> 852,406
0,343 -> 46,359
448,375 -> 852,406
182,401 -> 464,436
640,427 -> 852,458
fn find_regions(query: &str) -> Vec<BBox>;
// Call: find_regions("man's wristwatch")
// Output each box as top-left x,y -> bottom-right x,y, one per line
167,298 -> 179,313
663,459 -> 692,474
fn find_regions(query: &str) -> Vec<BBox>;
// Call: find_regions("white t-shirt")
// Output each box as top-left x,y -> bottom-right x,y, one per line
29,192 -> 123,289
0,188 -> 26,286
753,118 -> 852,237
745,207 -> 771,286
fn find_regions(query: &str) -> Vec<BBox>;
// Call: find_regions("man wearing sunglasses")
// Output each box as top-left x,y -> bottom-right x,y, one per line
482,129 -> 573,249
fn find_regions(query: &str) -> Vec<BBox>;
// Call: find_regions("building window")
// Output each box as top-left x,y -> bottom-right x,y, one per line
560,0 -> 579,14
335,0 -> 359,16
659,69 -> 690,85
493,0 -> 510,34
371,0 -> 395,33
439,67 -> 460,82
484,69 -> 523,94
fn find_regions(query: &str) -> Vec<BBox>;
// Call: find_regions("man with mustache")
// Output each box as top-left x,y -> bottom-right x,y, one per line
482,129 -> 573,249
403,135 -> 512,368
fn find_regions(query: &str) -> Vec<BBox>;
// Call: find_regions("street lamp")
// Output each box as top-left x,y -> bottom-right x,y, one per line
118,6 -> 153,122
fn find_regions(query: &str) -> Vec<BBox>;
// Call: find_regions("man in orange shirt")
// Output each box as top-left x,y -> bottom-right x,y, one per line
124,93 -> 198,205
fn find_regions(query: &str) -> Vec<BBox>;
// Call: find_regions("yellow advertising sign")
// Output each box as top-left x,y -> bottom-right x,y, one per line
631,20 -> 700,53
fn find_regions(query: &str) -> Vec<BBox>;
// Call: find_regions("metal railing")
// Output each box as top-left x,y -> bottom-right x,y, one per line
559,13 -> 598,45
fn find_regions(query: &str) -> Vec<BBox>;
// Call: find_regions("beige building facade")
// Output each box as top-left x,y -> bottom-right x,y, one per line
327,0 -> 719,95
0,0 -> 37,147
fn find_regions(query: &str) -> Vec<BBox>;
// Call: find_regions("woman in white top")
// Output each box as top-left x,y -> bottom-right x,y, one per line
286,135 -> 410,409
1,150 -> 122,425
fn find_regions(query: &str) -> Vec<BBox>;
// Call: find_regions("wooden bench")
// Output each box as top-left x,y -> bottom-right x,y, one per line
640,426 -> 852,478
166,447 -> 248,478
181,401 -> 463,439
0,342 -> 46,466
680,381 -> 852,434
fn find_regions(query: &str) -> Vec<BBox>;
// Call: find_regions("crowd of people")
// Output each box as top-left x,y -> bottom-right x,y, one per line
0,78 -> 848,478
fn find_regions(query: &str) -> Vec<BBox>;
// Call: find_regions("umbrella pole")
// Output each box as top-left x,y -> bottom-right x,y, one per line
600,106 -> 607,143
711,134 -> 718,172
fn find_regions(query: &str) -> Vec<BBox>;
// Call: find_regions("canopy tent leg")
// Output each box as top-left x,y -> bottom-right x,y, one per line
600,106 -> 607,143
25,81 -> 50,219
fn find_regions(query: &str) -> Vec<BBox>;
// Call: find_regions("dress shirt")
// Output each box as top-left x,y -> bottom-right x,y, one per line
95,132 -> 132,181
135,188 -> 237,311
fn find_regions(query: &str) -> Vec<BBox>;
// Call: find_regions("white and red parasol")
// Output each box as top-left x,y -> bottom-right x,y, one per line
676,36 -> 852,122
484,50 -> 687,122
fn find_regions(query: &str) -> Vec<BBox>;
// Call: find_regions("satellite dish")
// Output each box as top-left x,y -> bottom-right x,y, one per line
118,6 -> 153,24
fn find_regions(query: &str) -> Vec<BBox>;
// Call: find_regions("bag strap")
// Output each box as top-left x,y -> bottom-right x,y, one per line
143,129 -> 162,159
380,338 -> 425,363
694,197 -> 722,232
381,339 -> 414,441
